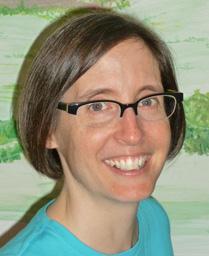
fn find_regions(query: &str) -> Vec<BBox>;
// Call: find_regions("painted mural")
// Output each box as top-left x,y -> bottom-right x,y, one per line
0,0 -> 208,255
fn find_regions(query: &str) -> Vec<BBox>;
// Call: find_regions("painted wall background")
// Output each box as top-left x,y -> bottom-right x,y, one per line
0,0 -> 208,255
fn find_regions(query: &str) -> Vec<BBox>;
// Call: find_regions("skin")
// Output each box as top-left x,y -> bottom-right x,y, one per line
47,39 -> 171,254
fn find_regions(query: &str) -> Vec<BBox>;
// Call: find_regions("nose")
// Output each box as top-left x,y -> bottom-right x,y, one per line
114,108 -> 143,146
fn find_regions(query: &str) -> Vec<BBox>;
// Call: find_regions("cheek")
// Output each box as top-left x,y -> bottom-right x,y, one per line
58,122 -> 112,165
77,125 -> 113,152
147,121 -> 171,151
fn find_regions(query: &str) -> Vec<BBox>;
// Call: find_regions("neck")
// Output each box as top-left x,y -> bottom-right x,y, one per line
47,182 -> 139,254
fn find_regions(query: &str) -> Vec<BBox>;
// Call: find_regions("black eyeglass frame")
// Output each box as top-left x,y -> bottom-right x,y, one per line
57,91 -> 183,118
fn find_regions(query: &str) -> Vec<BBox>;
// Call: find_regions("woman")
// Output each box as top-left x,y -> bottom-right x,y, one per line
0,6 -> 185,256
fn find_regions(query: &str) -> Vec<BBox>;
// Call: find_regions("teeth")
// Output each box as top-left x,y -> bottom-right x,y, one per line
115,160 -> 120,169
138,158 -> 142,167
105,156 -> 147,171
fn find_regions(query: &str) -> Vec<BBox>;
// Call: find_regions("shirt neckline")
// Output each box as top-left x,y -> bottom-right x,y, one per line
39,199 -> 145,256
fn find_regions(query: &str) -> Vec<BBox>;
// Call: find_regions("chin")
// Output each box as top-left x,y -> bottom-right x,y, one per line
109,182 -> 155,203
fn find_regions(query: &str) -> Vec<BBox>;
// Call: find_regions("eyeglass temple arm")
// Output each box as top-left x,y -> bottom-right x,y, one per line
57,102 -> 78,115
57,102 -> 68,111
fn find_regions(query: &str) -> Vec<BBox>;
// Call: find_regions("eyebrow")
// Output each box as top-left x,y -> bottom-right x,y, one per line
77,88 -> 115,101
76,84 -> 163,101
137,84 -> 163,94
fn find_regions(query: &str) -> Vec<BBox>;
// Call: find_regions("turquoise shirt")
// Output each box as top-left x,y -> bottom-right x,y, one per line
0,197 -> 174,256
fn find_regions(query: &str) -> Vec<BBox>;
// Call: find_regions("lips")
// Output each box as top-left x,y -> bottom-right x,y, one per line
104,156 -> 148,171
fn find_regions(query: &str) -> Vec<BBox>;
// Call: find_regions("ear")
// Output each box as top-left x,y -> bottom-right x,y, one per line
46,133 -> 58,149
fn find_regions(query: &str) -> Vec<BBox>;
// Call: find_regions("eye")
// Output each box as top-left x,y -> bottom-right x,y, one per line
88,102 -> 107,112
139,97 -> 158,107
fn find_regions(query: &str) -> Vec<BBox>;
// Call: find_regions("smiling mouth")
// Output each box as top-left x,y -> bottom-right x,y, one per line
104,156 -> 148,171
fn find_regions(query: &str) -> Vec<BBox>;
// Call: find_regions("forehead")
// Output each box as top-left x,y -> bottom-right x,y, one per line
64,39 -> 162,101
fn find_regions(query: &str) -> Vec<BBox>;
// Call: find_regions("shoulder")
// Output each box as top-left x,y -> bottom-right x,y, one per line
0,202 -> 56,256
140,196 -> 166,210
139,196 -> 170,223
138,197 -> 174,256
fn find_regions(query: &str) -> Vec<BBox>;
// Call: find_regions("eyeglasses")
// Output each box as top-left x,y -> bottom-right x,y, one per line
57,92 -> 183,126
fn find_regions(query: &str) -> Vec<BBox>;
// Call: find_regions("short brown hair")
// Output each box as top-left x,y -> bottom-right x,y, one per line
16,7 -> 185,179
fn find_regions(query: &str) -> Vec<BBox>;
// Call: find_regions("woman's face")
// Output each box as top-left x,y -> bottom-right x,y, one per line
49,39 -> 171,203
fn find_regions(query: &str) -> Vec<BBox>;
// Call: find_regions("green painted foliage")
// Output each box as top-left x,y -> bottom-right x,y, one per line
0,119 -> 16,142
0,119 -> 22,163
82,0 -> 131,9
0,6 -> 65,20
0,142 -> 21,163
184,90 -> 209,155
